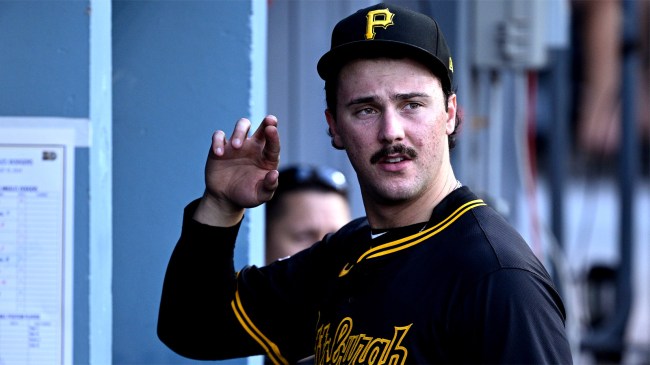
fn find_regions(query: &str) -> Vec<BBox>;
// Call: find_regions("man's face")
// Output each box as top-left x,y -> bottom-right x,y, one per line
326,58 -> 457,207
265,190 -> 351,264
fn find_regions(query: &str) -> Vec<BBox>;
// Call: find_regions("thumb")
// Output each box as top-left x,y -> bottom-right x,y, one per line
257,169 -> 279,203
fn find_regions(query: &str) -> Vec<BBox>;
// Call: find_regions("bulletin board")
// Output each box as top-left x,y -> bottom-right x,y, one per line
0,127 -> 75,365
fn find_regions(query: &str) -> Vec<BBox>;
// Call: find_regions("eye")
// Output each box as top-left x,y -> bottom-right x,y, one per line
404,102 -> 422,110
356,107 -> 377,116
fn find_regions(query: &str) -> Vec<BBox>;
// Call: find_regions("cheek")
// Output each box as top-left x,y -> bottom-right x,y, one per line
266,226 -> 288,249
416,125 -> 446,153
411,133 -> 426,147
342,141 -> 367,167
339,127 -> 371,155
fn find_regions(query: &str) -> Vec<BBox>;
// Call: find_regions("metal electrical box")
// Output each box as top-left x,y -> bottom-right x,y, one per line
472,0 -> 547,69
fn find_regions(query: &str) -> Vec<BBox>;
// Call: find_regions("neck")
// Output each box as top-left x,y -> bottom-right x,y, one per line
364,172 -> 459,229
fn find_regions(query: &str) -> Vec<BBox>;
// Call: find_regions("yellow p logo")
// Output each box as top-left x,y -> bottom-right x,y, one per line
365,9 -> 395,40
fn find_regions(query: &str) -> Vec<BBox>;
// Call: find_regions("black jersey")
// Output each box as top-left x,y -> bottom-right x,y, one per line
158,187 -> 573,364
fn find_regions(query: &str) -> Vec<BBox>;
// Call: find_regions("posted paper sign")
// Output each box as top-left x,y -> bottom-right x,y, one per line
0,128 -> 74,365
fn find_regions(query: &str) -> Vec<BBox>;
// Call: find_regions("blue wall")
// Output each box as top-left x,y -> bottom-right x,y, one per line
112,2 -> 255,364
0,1 -> 92,363
0,1 -> 89,117
1,1 -> 258,364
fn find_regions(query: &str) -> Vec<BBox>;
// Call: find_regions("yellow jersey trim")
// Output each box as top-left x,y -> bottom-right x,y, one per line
231,275 -> 289,365
339,199 -> 485,277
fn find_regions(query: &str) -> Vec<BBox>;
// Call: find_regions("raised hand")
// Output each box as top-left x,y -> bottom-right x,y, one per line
194,115 -> 281,226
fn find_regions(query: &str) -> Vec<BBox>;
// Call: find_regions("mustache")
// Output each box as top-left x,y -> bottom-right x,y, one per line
370,144 -> 418,164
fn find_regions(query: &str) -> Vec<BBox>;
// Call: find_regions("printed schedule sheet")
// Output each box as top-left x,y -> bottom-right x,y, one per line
0,128 -> 74,365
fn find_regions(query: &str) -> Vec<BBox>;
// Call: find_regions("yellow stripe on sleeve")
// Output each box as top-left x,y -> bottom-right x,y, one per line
230,277 -> 289,365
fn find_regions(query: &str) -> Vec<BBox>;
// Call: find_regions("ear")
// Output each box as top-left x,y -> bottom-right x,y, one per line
325,109 -> 344,150
445,94 -> 457,135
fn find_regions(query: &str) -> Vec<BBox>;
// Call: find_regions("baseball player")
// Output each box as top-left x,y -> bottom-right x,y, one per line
158,3 -> 573,364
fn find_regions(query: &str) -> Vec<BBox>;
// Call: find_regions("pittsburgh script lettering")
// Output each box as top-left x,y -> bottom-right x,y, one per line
315,317 -> 411,365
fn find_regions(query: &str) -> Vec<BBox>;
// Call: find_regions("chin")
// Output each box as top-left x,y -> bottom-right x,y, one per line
374,185 -> 419,204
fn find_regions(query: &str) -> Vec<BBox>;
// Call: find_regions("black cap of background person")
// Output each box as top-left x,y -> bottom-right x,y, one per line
317,3 -> 454,91
276,164 -> 348,197
266,164 -> 349,215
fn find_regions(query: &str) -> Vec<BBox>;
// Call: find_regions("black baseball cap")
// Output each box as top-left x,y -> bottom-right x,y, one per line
266,164 -> 349,214
275,164 -> 348,198
317,3 -> 454,91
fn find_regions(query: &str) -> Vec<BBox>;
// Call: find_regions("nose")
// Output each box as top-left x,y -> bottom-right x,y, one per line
378,109 -> 405,143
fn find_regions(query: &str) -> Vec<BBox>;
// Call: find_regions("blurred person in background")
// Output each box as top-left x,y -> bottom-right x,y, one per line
265,164 -> 351,264
572,0 -> 649,164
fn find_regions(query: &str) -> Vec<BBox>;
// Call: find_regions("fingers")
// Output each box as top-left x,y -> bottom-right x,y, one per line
248,115 -> 281,164
210,115 -> 280,160
265,169 -> 280,189
211,130 -> 226,156
260,169 -> 280,200
261,116 -> 281,164
210,118 -> 252,156
251,115 -> 278,142
230,118 -> 252,148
